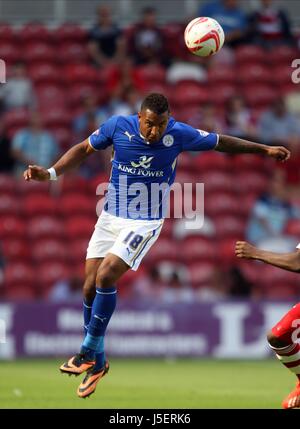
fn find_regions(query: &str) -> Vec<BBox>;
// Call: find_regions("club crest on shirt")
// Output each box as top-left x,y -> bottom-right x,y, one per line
163,134 -> 174,147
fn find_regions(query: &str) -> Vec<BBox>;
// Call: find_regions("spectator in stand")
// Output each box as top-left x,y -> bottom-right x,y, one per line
161,271 -> 194,303
246,170 -> 300,246
49,275 -> 83,303
248,0 -> 295,48
198,0 -> 248,47
224,96 -> 256,140
88,4 -> 126,67
0,117 -> 14,173
128,7 -> 165,65
0,62 -> 36,110
197,266 -> 230,301
73,94 -> 106,140
131,266 -> 169,301
227,266 -> 254,298
110,87 -> 142,117
11,111 -> 59,177
199,103 -> 224,134
258,97 -> 300,152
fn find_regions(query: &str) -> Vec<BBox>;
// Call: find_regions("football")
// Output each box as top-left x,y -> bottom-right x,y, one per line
184,17 -> 225,57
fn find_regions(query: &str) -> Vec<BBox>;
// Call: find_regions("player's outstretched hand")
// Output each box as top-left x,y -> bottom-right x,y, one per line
23,165 -> 50,181
267,146 -> 290,162
235,241 -> 257,259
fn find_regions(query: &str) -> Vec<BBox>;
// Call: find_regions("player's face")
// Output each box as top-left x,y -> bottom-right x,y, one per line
138,109 -> 169,143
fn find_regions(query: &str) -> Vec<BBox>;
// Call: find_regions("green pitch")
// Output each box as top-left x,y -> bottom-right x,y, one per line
0,358 -> 295,409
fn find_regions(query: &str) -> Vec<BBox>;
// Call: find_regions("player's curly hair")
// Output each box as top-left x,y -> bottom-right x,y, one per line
141,93 -> 170,115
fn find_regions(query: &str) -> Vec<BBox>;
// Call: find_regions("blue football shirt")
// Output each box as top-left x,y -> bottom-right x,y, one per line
89,114 -> 218,219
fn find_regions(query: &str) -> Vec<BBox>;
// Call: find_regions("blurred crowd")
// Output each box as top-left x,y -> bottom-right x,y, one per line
1,0 -> 300,302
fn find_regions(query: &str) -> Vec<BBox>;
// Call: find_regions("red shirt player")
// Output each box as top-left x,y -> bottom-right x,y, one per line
236,240 -> 300,409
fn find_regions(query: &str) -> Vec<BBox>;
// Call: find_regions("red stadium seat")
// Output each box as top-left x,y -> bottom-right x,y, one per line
205,192 -> 240,217
27,216 -> 64,240
4,109 -> 30,130
161,22 -> 186,59
0,216 -> 26,239
36,84 -> 67,108
285,219 -> 300,236
199,170 -> 234,193
0,174 -> 15,194
171,82 -> 209,107
51,126 -> 73,150
186,262 -> 216,287
2,239 -> 29,262
0,43 -> 21,64
65,216 -> 95,239
22,194 -> 57,217
243,84 -> 277,108
272,65 -> 295,85
69,238 -> 89,264
181,237 -> 216,263
60,175 -> 90,194
5,285 -> 36,301
67,83 -> 99,107
37,262 -> 71,289
207,66 -> 235,84
0,24 -> 16,43
0,194 -> 20,216
63,64 -> 100,84
58,194 -> 97,218
145,237 -> 179,264
31,239 -> 68,263
263,282 -> 298,299
158,218 -> 174,239
134,64 -> 166,85
16,179 -> 50,196
28,63 -> 62,85
42,108 -> 71,128
23,42 -> 56,63
4,263 -> 35,288
238,64 -> 271,85
193,152 -> 232,172
18,24 -> 53,43
214,215 -> 246,239
58,42 -> 89,64
235,45 -> 266,64
218,238 -> 240,266
234,171 -> 268,194
177,152 -> 196,173
268,46 -> 300,65
54,24 -> 88,43
208,83 -> 237,106
231,154 -> 267,173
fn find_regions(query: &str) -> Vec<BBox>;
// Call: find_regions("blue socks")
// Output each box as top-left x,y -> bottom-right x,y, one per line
83,299 -> 92,337
81,286 -> 117,370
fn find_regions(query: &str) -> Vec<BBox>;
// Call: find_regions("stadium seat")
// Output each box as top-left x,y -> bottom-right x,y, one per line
4,263 -> 35,288
28,62 -> 62,85
242,84 -> 277,108
231,154 -> 267,173
42,108 -> 70,128
4,108 -> 30,130
272,65 -> 295,85
199,170 -> 234,193
177,152 -> 196,173
2,239 -> 29,262
171,82 -> 209,107
207,66 -> 235,85
0,216 -> 26,239
263,282 -> 298,299
5,285 -> 36,301
181,237 -> 216,263
37,262 -> 71,289
285,219 -> 300,236
54,24 -> 88,43
268,46 -> 300,65
208,83 -> 237,106
22,194 -> 57,217
0,174 -> 15,194
58,193 -> 97,218
158,218 -> 174,239
65,216 -> 96,239
50,126 -> 73,150
218,238 -> 240,266
68,238 -> 89,264
16,179 -> 50,196
18,23 -> 53,43
214,215 -> 246,239
193,152 -> 232,172
161,22 -> 186,59
234,171 -> 268,194
63,64 -> 100,84
145,237 -> 179,264
134,64 -> 166,85
235,45 -> 266,65
186,262 -> 216,287
205,192 -> 240,217
36,84 -> 67,108
0,195 -> 20,216
57,42 -> 89,64
0,42 -> 21,64
31,239 -> 67,263
0,24 -> 16,43
27,216 -> 64,240
238,64 -> 271,85
67,83 -> 99,107
23,42 -> 56,63
60,175 -> 90,194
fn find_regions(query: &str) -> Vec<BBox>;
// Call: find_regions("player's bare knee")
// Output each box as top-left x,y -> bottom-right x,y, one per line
96,265 -> 115,288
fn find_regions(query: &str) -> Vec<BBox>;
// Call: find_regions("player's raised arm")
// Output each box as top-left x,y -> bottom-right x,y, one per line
215,135 -> 290,162
23,139 -> 95,181
235,241 -> 300,273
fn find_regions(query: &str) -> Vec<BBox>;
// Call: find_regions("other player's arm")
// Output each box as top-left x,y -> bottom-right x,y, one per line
215,135 -> 290,162
23,139 -> 95,181
235,241 -> 300,273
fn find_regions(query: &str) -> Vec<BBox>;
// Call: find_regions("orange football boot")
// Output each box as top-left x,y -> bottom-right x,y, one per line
282,381 -> 300,409
77,361 -> 109,398
59,353 -> 95,376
